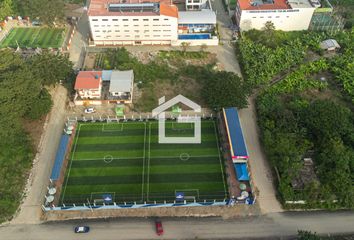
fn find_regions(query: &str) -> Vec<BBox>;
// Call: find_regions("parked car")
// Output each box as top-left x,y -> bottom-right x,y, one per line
74,226 -> 90,233
155,219 -> 163,236
84,107 -> 95,114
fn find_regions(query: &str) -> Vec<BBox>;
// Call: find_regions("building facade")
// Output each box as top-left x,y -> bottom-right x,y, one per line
235,0 -> 316,31
88,0 -> 178,45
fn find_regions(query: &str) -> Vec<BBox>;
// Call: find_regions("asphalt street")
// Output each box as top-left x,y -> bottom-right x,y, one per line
1,211 -> 354,240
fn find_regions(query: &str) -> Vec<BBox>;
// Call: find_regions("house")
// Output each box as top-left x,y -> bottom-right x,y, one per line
74,71 -> 102,99
108,70 -> 134,101
152,94 -> 201,144
235,0 -> 316,31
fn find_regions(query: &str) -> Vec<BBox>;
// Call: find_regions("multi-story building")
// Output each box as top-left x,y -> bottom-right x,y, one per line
185,0 -> 208,10
88,0 -> 179,45
235,0 -> 316,31
88,0 -> 218,46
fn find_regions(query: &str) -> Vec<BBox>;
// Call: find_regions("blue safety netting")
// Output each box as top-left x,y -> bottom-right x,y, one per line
50,134 -> 70,180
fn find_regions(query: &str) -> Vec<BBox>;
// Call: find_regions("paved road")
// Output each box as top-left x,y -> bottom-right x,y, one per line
1,211 -> 354,239
11,86 -> 68,224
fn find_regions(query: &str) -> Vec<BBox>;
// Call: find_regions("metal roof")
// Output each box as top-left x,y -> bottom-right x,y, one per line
320,39 -> 340,50
234,163 -> 250,181
178,10 -> 216,24
102,70 -> 112,81
50,134 -> 70,180
223,108 -> 248,159
109,70 -> 134,93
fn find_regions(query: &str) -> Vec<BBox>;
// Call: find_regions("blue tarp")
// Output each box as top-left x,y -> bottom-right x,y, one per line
234,163 -> 250,181
50,134 -> 70,180
224,108 -> 248,158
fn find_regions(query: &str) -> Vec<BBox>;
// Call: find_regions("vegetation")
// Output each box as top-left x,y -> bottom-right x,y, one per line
93,48 -> 250,111
61,121 -> 227,205
0,28 -> 65,49
0,0 -> 65,25
0,49 -> 73,222
253,29 -> 354,209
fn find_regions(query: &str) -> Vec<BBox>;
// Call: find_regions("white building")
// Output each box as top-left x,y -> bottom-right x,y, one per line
88,0 -> 218,46
235,0 -> 316,31
185,0 -> 208,10
88,0 -> 179,45
109,70 -> 134,101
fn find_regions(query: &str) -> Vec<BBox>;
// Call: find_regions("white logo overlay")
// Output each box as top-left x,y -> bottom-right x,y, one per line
152,95 -> 201,144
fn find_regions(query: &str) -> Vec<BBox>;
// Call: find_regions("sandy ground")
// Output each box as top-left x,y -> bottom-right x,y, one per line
11,85 -> 68,224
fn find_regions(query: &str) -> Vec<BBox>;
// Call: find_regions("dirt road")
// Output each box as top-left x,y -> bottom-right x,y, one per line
11,85 -> 68,224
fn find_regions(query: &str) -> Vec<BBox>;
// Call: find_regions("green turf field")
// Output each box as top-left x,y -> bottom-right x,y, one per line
60,120 -> 228,205
0,27 -> 65,48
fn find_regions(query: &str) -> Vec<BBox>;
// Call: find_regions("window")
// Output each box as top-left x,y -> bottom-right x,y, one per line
252,17 -> 256,18
92,19 -> 98,21
134,30 -> 139,32
163,35 -> 171,37
102,19 -> 108,21
123,19 -> 128,21
135,35 -> 140,37
163,30 -> 170,32
134,25 -> 139,27
95,30 -> 100,32
153,30 -> 161,32
145,35 -> 150,37
268,16 -> 272,18
125,35 -> 130,37
133,19 -> 139,21
124,30 -> 129,32
114,25 -> 119,27
115,30 -> 120,32
153,35 -> 160,37
143,19 -> 149,21
260,16 -> 264,18
124,25 -> 129,27
101,25 -> 105,27
94,25 -> 99,27
276,16 -> 280,18
113,19 -> 118,21
144,30 -> 149,32
144,24 -> 149,27
96,35 -> 101,37
153,19 -> 159,21
164,18 -> 169,20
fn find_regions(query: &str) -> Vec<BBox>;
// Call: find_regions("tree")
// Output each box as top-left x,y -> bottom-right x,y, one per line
202,71 -> 251,109
19,0 -> 65,25
25,88 -> 53,119
0,0 -> 13,21
180,42 -> 191,53
297,230 -> 322,240
29,53 -> 73,86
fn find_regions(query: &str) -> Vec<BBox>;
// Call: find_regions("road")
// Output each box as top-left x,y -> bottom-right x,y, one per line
1,211 -> 354,240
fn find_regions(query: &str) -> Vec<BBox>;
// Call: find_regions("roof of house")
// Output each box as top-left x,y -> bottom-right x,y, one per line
223,107 -> 248,159
320,39 -> 340,50
102,70 -> 112,81
88,0 -> 176,17
238,0 -> 290,10
109,70 -> 134,93
178,9 -> 216,24
74,71 -> 102,89
234,163 -> 250,181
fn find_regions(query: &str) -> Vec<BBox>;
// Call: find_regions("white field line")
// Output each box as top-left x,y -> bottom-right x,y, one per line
61,124 -> 82,202
147,123 -> 152,201
141,122 -> 147,202
101,122 -> 124,132
80,122 -> 145,127
146,155 -> 220,159
213,121 -> 228,198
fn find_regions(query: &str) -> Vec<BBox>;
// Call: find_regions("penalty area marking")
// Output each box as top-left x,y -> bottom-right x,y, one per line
102,123 -> 124,132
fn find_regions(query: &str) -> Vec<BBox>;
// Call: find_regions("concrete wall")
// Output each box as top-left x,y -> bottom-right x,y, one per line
172,37 -> 218,46
236,7 -> 315,31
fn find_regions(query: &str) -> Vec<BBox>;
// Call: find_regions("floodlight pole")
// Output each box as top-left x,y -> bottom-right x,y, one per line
87,198 -> 93,212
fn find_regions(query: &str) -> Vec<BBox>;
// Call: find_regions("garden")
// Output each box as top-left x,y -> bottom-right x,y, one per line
236,28 -> 354,209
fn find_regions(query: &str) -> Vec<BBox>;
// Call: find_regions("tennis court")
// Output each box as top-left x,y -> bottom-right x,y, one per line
0,27 -> 65,48
60,120 -> 228,205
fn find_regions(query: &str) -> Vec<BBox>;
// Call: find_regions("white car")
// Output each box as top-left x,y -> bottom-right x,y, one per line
84,107 -> 95,114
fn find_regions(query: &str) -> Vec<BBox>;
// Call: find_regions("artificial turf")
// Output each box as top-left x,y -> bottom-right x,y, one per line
60,120 -> 228,205
0,27 -> 65,48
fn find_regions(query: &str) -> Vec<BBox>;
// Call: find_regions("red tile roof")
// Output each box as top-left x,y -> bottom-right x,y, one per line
238,0 -> 290,10
74,71 -> 102,89
160,4 -> 178,18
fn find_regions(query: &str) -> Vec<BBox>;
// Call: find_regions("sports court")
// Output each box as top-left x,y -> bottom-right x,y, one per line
60,120 -> 228,205
0,27 -> 65,48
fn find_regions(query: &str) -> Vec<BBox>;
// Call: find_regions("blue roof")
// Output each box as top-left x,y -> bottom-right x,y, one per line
50,134 -> 70,180
224,108 -> 248,158
102,70 -> 112,81
234,163 -> 249,181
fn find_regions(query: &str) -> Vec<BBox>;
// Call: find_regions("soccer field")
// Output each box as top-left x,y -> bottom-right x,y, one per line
0,27 -> 65,48
60,120 -> 228,205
